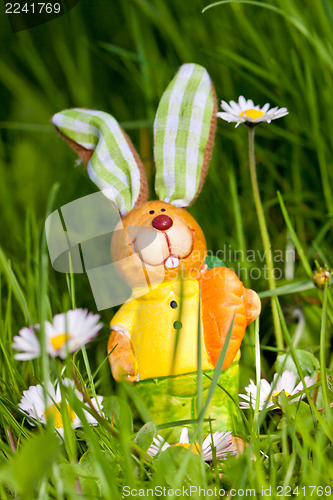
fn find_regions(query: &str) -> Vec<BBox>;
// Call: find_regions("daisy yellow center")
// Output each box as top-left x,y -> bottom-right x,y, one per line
51,333 -> 71,350
174,443 -> 200,455
240,109 -> 264,120
44,403 -> 76,428
269,390 -> 291,402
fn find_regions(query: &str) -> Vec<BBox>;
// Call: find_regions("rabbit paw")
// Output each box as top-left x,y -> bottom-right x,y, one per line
108,330 -> 138,383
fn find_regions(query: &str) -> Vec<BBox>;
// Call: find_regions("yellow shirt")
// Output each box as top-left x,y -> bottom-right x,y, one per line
110,279 -> 212,379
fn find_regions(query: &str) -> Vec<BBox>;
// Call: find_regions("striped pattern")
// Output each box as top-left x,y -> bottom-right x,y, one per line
154,64 -> 215,206
52,109 -> 142,215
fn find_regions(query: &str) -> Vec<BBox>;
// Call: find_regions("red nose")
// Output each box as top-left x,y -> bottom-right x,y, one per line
152,214 -> 173,231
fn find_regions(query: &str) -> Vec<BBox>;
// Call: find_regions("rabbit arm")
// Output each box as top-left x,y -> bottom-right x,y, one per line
108,330 -> 138,383
243,288 -> 261,325
108,300 -> 139,382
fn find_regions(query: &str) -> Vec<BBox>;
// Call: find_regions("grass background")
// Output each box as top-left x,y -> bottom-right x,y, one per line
0,0 -> 333,498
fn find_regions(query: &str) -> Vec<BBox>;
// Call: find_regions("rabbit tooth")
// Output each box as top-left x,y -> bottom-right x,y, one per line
165,256 -> 180,269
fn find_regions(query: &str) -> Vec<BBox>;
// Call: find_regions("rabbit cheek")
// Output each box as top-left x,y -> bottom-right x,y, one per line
164,219 -> 193,259
133,228 -> 169,266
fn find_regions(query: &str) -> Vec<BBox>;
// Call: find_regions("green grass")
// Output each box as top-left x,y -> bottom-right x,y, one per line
0,0 -> 333,497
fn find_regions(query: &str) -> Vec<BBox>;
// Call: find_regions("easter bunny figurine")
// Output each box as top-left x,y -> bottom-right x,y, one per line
52,64 -> 261,439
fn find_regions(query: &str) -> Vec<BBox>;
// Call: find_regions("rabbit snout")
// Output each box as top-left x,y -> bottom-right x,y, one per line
131,217 -> 193,267
151,214 -> 173,231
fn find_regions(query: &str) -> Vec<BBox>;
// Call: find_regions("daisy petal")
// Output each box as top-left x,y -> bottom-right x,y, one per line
238,96 -> 247,110
216,112 -> 237,122
179,427 -> 189,444
221,100 -> 236,114
147,435 -> 170,457
12,327 -> 41,360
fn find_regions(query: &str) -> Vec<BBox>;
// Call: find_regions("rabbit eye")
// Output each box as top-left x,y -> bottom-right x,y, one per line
149,210 -> 155,214
161,208 -> 166,212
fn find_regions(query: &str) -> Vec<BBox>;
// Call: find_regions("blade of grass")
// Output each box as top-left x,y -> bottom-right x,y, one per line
275,296 -> 333,441
277,191 -> 313,278
258,280 -> 315,298
196,313 -> 235,426
0,248 -> 30,324
196,288 -> 206,481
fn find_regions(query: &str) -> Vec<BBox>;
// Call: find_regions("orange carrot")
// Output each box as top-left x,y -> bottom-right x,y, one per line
199,267 -> 249,370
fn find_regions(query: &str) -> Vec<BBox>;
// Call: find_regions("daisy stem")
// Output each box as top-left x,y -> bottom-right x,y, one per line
247,126 -> 284,350
254,318 -> 261,424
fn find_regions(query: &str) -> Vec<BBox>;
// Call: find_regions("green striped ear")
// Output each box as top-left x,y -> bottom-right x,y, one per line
154,64 -> 217,206
52,109 -> 148,215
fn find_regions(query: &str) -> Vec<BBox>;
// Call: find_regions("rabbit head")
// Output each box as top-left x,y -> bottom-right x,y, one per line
52,64 -> 217,288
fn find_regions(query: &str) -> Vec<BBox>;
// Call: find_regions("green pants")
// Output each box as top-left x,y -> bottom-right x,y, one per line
133,361 -> 241,442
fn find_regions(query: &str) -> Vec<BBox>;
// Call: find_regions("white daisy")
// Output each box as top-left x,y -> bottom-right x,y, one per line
12,327 -> 41,360
18,378 -> 103,437
217,96 -> 288,127
12,309 -> 103,360
201,430 -> 237,461
239,370 -> 316,410
45,309 -> 102,358
147,435 -> 170,456
147,427 -> 237,461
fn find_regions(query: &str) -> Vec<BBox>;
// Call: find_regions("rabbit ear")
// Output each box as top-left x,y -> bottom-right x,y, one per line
52,109 -> 148,215
154,63 -> 217,207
